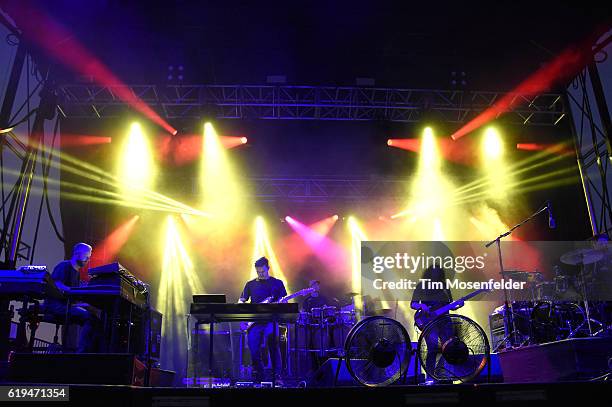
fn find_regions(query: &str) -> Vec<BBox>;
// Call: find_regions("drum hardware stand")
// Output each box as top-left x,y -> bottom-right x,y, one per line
486,202 -> 550,349
561,250 -> 606,338
567,261 -> 604,338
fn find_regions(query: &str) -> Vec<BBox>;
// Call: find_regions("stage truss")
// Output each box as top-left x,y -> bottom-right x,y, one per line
58,84 -> 567,126
567,33 -> 612,236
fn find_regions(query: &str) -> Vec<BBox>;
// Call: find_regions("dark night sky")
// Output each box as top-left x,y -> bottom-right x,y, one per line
3,0 -> 610,89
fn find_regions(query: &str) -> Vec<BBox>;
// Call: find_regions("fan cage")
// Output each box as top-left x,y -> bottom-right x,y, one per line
343,316 -> 411,387
417,314 -> 490,383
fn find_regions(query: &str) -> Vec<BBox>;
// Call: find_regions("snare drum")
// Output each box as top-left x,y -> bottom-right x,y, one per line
311,306 -> 337,324
297,311 -> 311,326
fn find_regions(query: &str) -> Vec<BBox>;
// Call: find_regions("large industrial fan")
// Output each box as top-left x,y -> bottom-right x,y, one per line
342,316 -> 411,387
417,314 -> 490,382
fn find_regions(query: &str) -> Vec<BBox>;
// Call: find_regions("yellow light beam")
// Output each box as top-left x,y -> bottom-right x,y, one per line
251,216 -> 288,288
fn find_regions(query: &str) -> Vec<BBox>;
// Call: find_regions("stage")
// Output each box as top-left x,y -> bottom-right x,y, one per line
0,2 -> 611,404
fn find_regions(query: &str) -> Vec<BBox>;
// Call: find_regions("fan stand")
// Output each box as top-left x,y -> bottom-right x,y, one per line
417,314 -> 491,384
335,316 -> 413,387
333,347 -> 416,386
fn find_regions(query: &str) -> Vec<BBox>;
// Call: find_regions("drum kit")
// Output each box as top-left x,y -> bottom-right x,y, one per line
493,246 -> 610,351
293,294 -> 359,359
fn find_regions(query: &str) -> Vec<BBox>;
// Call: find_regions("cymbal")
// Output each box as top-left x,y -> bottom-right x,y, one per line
345,292 -> 359,297
560,248 -> 604,266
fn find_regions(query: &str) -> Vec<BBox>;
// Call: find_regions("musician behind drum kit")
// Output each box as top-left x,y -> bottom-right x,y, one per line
302,280 -> 332,312
238,256 -> 287,382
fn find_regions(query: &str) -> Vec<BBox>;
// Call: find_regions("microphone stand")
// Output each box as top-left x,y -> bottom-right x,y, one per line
485,203 -> 549,350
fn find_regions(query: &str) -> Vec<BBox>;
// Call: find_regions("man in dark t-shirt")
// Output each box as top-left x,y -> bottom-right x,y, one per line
239,257 -> 287,381
411,266 -> 454,382
46,243 -> 99,352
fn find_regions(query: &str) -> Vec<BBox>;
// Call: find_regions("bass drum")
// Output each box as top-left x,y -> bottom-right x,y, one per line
530,301 -> 585,343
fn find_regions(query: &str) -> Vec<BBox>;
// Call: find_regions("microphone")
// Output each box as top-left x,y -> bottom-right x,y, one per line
547,200 -> 557,229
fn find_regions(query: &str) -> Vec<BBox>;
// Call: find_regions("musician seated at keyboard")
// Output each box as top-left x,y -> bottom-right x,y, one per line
45,243 -> 100,353
238,256 -> 287,382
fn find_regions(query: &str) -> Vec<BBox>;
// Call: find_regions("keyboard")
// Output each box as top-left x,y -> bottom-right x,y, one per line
0,267 -> 63,300
189,302 -> 299,323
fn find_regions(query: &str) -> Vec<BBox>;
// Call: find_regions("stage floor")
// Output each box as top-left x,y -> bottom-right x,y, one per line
1,381 -> 610,406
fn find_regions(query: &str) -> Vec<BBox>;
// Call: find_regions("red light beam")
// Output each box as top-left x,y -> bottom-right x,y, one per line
451,33 -> 605,141
90,215 -> 140,267
516,143 -> 574,155
12,2 -> 176,135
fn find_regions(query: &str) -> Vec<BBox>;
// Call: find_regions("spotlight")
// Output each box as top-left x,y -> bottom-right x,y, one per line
483,128 -> 503,159
200,122 -> 246,224
421,127 -> 439,169
117,123 -> 156,200
252,216 -> 287,284
241,137 -> 248,144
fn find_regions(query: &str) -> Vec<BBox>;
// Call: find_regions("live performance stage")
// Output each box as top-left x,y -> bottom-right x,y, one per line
0,1 -> 611,406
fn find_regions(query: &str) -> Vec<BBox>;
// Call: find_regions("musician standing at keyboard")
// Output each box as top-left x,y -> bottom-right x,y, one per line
45,243 -> 100,353
238,257 -> 287,382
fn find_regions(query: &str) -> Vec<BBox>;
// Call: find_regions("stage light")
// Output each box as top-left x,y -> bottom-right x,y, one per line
220,135 -> 249,149
117,123 -> 156,201
386,138 -> 419,153
483,128 -> 503,159
390,127 -> 461,239
285,216 -> 346,273
450,36 -> 596,141
91,215 -> 140,267
310,215 -> 338,236
156,216 -> 204,372
252,216 -> 288,285
516,143 -> 573,156
348,216 -> 366,301
480,127 -> 511,199
58,134 -> 112,147
200,122 -> 247,230
12,4 -> 176,135
450,145 -> 571,206
347,217 -> 390,311
420,127 -> 439,169
433,218 -> 445,241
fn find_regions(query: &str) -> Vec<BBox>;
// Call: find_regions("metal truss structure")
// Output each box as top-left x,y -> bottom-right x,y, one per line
0,131 -> 35,262
241,177 -> 410,202
58,84 -> 567,126
567,35 -> 612,236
